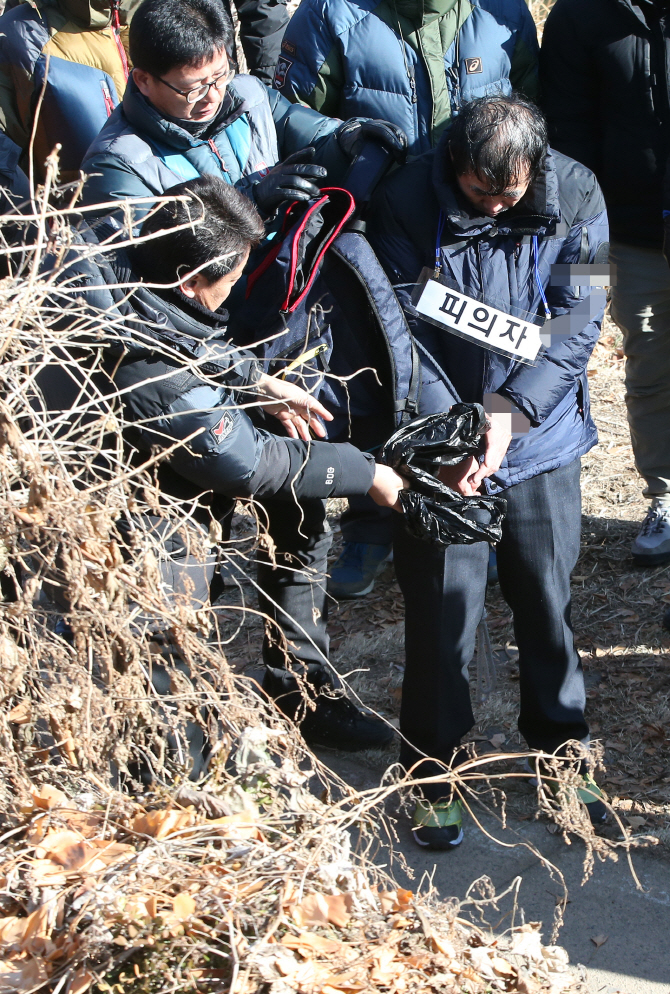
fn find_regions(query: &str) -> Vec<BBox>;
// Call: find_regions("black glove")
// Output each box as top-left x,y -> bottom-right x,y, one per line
336,118 -> 408,163
252,147 -> 327,213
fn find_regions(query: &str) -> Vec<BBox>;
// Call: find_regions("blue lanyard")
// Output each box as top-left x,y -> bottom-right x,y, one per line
436,213 -> 552,324
533,235 -> 551,320
434,210 -> 446,278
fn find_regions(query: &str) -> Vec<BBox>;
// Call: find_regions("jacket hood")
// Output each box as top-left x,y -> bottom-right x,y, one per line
432,131 -> 561,238
121,76 -> 250,152
31,0 -> 114,28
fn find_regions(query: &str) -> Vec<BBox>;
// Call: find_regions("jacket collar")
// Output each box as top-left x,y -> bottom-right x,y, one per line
391,0 -> 460,24
121,75 -> 248,152
431,133 -> 561,239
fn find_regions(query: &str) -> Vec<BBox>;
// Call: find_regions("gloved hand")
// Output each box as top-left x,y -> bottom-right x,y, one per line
336,118 -> 408,163
252,147 -> 327,213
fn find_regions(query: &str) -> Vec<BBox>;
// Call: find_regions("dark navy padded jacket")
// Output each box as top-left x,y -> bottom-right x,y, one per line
368,140 -> 608,491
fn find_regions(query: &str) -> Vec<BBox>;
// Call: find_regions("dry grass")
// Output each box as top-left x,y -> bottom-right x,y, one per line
0,163 -> 618,994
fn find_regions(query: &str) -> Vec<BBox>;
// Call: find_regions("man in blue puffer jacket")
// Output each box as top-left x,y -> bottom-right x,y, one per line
274,0 -> 538,158
368,93 -> 609,850
275,0 -> 539,600
80,0 -> 406,217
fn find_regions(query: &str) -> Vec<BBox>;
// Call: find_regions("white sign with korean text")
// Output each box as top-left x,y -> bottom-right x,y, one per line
416,279 -> 543,363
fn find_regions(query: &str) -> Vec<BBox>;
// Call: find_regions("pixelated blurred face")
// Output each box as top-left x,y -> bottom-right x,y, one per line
456,166 -> 531,218
133,48 -> 233,123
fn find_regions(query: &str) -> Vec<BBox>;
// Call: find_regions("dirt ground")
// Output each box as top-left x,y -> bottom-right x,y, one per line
219,310 -> 670,853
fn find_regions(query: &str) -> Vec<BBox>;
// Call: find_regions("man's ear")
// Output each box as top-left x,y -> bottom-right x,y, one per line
132,68 -> 153,97
180,274 -> 203,299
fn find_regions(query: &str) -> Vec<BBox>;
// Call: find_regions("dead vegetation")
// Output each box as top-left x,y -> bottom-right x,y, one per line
0,168 -> 626,994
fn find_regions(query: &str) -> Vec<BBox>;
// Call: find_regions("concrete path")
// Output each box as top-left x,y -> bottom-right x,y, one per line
316,749 -> 670,994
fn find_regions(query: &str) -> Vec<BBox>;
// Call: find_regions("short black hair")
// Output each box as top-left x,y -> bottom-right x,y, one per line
448,93 -> 548,194
133,176 -> 265,286
129,0 -> 234,78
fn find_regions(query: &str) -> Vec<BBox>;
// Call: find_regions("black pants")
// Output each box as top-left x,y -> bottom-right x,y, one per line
257,498 -> 335,693
394,459 -> 588,799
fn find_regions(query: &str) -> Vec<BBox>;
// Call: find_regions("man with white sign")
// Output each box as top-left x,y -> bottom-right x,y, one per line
368,93 -> 609,850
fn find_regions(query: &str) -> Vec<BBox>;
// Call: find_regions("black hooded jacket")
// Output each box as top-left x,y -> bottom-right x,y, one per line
45,225 -> 376,504
540,0 -> 670,248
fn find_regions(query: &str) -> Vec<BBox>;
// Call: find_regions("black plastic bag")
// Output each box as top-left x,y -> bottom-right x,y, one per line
380,403 -> 507,546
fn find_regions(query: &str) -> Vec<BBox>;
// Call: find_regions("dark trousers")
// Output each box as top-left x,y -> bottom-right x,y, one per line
257,498 -> 335,693
116,500 -> 334,693
340,493 -> 394,546
394,459 -> 588,798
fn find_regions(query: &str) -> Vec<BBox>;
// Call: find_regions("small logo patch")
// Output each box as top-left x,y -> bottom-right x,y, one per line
210,410 -> 235,444
464,57 -> 483,74
273,55 -> 293,90
281,40 -> 297,55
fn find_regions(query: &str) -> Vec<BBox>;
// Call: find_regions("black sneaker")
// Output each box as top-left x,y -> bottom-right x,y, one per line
300,694 -> 395,751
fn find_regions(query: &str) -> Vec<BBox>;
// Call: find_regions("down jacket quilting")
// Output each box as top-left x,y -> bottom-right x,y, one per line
80,73 -> 347,215
275,0 -> 539,157
0,0 -> 133,182
368,138 -> 608,491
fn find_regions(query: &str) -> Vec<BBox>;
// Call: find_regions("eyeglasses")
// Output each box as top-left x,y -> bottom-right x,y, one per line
157,67 -> 235,104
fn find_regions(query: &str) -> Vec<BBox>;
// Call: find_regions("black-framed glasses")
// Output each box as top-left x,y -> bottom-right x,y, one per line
157,67 -> 235,104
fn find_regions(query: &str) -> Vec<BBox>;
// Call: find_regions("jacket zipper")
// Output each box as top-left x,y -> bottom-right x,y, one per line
111,0 -> 129,82
408,64 -> 418,104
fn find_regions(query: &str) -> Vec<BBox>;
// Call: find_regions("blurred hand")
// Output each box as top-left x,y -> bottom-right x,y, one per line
257,373 -> 332,440
437,416 -> 512,495
469,415 -> 512,490
368,464 -> 410,510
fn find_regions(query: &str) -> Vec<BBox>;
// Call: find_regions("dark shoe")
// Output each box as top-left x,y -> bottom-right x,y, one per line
527,760 -> 608,826
411,797 -> 463,850
300,693 -> 395,751
631,498 -> 670,565
328,541 -> 393,599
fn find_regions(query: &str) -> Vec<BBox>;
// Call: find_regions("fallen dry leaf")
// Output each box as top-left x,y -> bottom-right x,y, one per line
489,733 -> 507,748
31,785 -> 68,811
0,918 -> 26,948
323,894 -> 350,929
36,830 -> 88,871
7,701 -> 31,724
625,815 -> 647,830
290,893 -> 329,928
281,932 -> 347,957
207,812 -> 262,841
66,968 -> 95,994
172,893 -> 196,920
605,741 -> 627,754
591,934 -> 608,948
132,809 -> 195,841
0,954 -> 50,990
377,887 -> 413,915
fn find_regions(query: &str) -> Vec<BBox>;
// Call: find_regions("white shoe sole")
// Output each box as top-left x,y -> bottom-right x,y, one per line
411,827 -> 464,848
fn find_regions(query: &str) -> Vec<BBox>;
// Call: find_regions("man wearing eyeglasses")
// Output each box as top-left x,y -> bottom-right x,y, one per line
81,0 -> 407,219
